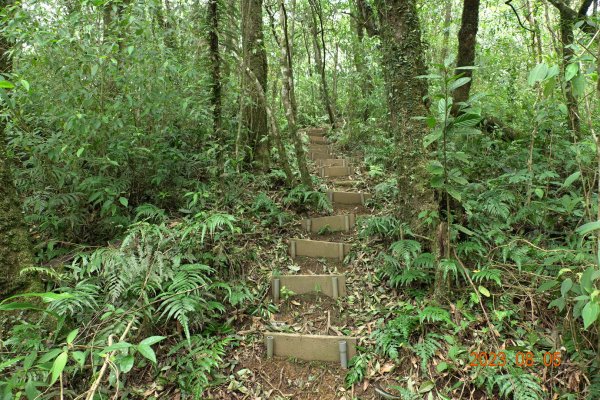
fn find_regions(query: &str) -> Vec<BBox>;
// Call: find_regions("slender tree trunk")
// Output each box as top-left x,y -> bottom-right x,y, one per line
375,0 -> 435,229
559,10 -> 581,135
440,1 -> 452,64
239,56 -> 294,185
352,0 -> 374,121
525,0 -> 543,64
279,0 -> 311,187
453,0 -> 480,109
0,0 -> 36,298
208,0 -> 223,174
308,0 -> 335,126
241,0 -> 269,169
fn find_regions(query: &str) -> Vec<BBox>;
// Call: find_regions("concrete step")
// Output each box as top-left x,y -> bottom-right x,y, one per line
327,191 -> 372,205
305,127 -> 329,136
301,214 -> 356,233
309,151 -> 332,160
333,180 -> 360,188
316,158 -> 349,167
309,135 -> 329,144
271,274 -> 346,302
308,144 -> 332,153
289,238 -> 351,260
319,166 -> 353,178
264,332 -> 357,367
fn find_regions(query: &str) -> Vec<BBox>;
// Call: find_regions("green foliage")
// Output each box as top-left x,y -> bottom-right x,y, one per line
283,184 -> 332,212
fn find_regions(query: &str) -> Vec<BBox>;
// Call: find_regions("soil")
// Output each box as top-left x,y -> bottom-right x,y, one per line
273,292 -> 344,334
291,256 -> 347,274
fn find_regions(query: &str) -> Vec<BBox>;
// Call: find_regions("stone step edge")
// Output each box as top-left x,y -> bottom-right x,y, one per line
271,274 -> 346,302
264,332 -> 358,368
289,238 -> 351,260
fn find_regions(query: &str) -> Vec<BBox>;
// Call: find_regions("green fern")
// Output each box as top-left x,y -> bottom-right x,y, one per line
495,371 -> 543,400
473,267 -> 502,286
411,333 -> 442,371
389,240 -> 421,268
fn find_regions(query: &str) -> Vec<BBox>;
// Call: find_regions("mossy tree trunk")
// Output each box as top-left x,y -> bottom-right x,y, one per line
0,0 -> 36,298
375,0 -> 436,231
241,0 -> 269,169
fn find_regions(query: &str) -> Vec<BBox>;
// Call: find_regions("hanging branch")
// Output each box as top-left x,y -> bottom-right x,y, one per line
505,0 -> 536,32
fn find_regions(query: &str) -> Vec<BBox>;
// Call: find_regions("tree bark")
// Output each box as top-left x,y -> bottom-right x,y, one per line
352,0 -> 374,120
279,1 -> 312,187
208,0 -> 224,174
0,0 -> 36,298
308,0 -> 336,126
241,0 -> 269,169
453,0 -> 480,108
375,0 -> 435,230
440,1 -> 453,64
559,9 -> 581,135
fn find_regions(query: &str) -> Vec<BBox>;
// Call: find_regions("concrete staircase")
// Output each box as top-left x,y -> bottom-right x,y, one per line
264,126 -> 372,369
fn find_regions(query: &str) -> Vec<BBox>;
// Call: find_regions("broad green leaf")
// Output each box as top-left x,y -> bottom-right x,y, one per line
418,380 -> 435,393
100,342 -> 133,355
534,188 -> 544,199
447,187 -> 462,202
576,221 -> 600,236
91,64 -> 99,77
581,267 -> 596,294
119,355 -> 135,373
20,79 -> 30,91
0,80 -> 15,89
561,278 -> 573,297
582,301 -> 599,329
71,351 -> 86,368
139,336 -> 166,346
119,197 -> 129,207
137,343 -> 157,363
572,74 -> 586,97
537,280 -> 559,292
452,113 -> 481,129
478,285 -> 490,297
39,348 -> 64,364
562,171 -> 581,188
565,63 -> 579,81
76,147 -> 85,157
436,362 -> 449,372
50,351 -> 68,385
528,63 -> 548,86
549,296 -> 566,311
423,130 -> 442,148
449,77 -> 471,91
66,329 -> 79,345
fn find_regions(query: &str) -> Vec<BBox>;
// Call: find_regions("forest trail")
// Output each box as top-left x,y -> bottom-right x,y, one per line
225,127 -> 381,399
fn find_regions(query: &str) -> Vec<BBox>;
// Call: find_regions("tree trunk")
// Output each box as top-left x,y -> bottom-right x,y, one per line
559,10 -> 581,135
453,0 -> 479,108
241,0 -> 269,169
308,0 -> 336,126
279,0 -> 312,187
352,0 -> 374,121
375,0 -> 435,230
0,0 -> 36,298
440,1 -> 452,64
208,0 -> 224,174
